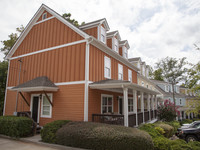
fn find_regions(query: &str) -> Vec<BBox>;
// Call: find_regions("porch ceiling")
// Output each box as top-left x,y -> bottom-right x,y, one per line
89,79 -> 159,95
10,76 -> 58,92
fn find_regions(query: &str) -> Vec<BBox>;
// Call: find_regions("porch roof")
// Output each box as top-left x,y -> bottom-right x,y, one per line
89,79 -> 159,95
11,76 -> 58,92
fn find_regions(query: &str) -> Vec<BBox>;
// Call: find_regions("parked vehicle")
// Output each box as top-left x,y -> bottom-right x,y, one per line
176,121 -> 200,142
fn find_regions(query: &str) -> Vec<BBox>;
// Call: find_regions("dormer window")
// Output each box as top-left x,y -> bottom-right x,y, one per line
123,46 -> 128,59
113,38 -> 119,53
42,13 -> 47,20
128,69 -> 132,82
101,26 -> 106,44
137,63 -> 140,69
142,66 -> 145,76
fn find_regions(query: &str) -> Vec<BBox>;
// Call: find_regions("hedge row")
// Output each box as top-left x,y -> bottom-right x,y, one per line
0,116 -> 33,138
41,120 -> 70,143
56,121 -> 154,150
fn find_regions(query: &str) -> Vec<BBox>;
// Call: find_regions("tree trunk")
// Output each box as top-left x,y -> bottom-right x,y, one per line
172,83 -> 176,111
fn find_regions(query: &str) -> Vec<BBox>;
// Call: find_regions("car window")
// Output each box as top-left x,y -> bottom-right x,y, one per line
193,123 -> 200,128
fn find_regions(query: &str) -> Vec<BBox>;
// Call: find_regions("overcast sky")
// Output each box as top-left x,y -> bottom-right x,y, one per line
0,0 -> 200,68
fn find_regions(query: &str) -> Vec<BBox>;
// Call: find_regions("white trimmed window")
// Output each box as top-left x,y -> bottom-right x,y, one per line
42,13 -> 47,20
113,38 -> 119,53
101,26 -> 106,44
180,99 -> 182,105
142,66 -> 145,76
137,63 -> 140,69
101,95 -> 113,114
118,64 -> 123,80
142,81 -> 144,86
128,98 -> 134,112
104,56 -> 111,79
128,69 -> 132,82
123,46 -> 128,59
41,94 -> 52,118
166,85 -> 169,92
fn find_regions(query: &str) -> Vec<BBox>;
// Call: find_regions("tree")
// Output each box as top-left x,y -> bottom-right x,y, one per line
1,25 -> 24,56
62,13 -> 85,27
156,57 -> 187,107
0,61 -> 8,116
150,68 -> 164,81
194,44 -> 200,51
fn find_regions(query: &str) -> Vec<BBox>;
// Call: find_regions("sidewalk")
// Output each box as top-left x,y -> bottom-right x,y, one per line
0,134 -> 84,150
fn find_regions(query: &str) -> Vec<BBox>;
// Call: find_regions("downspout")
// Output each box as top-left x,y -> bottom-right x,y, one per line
14,58 -> 23,114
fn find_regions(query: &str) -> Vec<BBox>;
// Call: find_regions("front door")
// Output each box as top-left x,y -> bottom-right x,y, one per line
119,98 -> 123,114
32,96 -> 39,123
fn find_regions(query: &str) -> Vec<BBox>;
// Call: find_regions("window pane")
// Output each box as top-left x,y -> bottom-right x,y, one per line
103,97 -> 107,105
43,96 -> 50,105
102,106 -> 107,113
43,110 -> 50,115
43,106 -> 50,111
108,97 -> 112,105
108,107 -> 112,113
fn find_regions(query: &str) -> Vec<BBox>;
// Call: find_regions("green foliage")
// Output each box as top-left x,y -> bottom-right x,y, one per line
1,25 -> 24,56
164,121 -> 181,135
153,137 -> 171,150
188,141 -> 200,150
0,116 -> 33,137
155,122 -> 174,138
41,120 -> 70,143
179,119 -> 193,126
151,68 -> 164,81
139,123 -> 163,138
56,121 -> 154,150
170,139 -> 192,150
62,13 -> 85,27
154,127 -> 165,135
0,61 -> 8,116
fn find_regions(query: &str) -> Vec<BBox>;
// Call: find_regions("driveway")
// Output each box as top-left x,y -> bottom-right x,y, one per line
0,137 -> 61,150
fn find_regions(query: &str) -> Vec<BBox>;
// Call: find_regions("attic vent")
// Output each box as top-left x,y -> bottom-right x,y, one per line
42,13 -> 47,20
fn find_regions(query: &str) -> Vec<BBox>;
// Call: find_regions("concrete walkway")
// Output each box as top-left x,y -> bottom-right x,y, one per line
0,134 -> 84,150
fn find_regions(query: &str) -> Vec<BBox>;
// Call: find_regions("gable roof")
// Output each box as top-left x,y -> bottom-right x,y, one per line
79,18 -> 110,31
6,4 -> 89,59
128,57 -> 141,62
119,40 -> 130,49
106,30 -> 121,40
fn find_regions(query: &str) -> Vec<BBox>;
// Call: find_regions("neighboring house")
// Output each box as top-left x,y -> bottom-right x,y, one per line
179,86 -> 200,119
3,4 -> 159,127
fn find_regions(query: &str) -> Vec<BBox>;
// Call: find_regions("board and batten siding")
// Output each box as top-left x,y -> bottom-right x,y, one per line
89,45 -> 137,83
83,27 -> 98,39
8,43 -> 86,87
13,17 -> 84,57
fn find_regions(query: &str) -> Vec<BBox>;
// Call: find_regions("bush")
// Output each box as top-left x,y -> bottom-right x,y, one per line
188,141 -> 200,150
154,127 -> 165,135
170,139 -> 192,150
0,116 -> 33,138
180,119 -> 193,126
56,122 -> 154,150
139,124 -> 163,138
153,137 -> 171,150
164,121 -> 180,135
41,120 -> 70,143
155,122 -> 174,138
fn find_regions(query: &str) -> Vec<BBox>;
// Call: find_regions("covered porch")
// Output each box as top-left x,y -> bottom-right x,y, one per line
89,79 -> 159,127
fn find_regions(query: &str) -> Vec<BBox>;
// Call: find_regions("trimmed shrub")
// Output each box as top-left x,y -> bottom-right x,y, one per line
154,127 -> 165,135
56,122 -> 154,150
153,137 -> 171,150
164,121 -> 180,135
170,139 -> 192,150
180,119 -> 193,126
41,120 -> 70,143
139,124 -> 162,138
0,116 -> 33,138
188,141 -> 200,150
155,122 -> 174,138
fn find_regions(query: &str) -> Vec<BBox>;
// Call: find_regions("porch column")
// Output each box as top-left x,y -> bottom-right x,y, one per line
152,95 -> 155,119
141,92 -> 144,123
133,90 -> 138,126
123,88 -> 129,127
147,94 -> 151,121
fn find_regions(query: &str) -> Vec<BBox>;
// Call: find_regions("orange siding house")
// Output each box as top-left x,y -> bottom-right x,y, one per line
4,4 -> 158,127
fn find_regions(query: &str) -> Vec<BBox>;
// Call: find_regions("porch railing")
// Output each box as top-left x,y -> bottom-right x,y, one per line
151,110 -> 154,119
144,111 -> 149,122
128,113 -> 136,127
137,112 -> 143,125
92,114 -> 124,126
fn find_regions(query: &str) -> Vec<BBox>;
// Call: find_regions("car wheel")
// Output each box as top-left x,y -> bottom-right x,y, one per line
186,135 -> 197,142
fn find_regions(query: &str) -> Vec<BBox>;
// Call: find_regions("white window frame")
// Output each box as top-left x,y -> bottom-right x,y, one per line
42,13 -> 47,20
104,56 -> 111,79
165,85 -> 169,92
113,37 -> 119,53
101,94 -> 113,114
141,81 -> 144,87
180,99 -> 182,105
128,69 -> 132,82
100,26 -> 106,44
128,98 -> 134,112
142,65 -> 145,76
123,46 -> 128,59
137,63 -> 140,69
118,64 -> 123,80
41,93 -> 53,118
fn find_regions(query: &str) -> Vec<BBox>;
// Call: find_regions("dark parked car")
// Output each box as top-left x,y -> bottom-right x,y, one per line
176,121 -> 200,142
